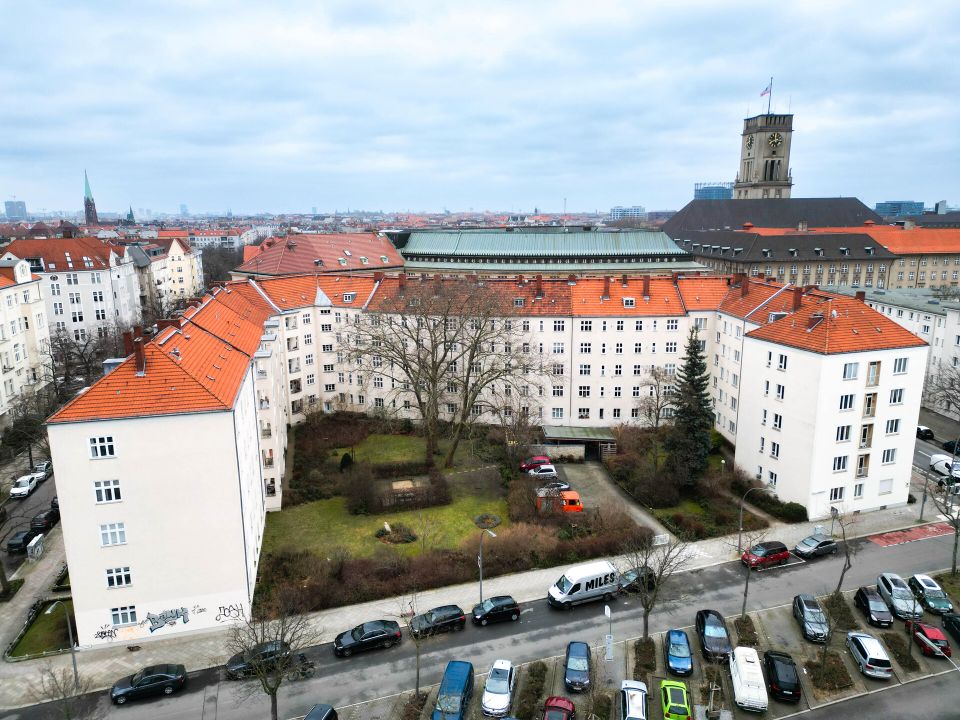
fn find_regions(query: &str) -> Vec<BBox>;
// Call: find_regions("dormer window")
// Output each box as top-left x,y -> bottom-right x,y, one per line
865,246 -> 874,255
343,250 -> 352,256
380,255 -> 389,263
342,292 -> 356,303
623,297 -> 636,308
814,248 -> 823,257
360,256 -> 369,265
514,298 -> 525,307
338,257 -> 347,265
840,247 -> 849,256
762,249 -> 771,258
789,249 -> 798,257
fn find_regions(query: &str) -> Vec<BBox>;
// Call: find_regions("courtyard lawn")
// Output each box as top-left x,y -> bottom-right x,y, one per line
653,494 -> 767,540
10,600 -> 75,658
329,433 -> 482,470
263,480 -> 509,559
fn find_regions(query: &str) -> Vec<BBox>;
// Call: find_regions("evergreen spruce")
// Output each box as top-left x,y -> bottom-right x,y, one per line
665,327 -> 714,483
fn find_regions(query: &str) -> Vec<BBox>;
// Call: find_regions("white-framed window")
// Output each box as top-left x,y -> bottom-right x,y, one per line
893,357 -> 908,374
842,362 -> 858,380
631,407 -> 640,418
106,567 -> 132,588
885,419 -> 900,434
100,522 -> 127,546
94,479 -> 122,503
830,486 -> 845,502
666,319 -> 679,331
768,471 -> 777,487
889,388 -> 904,404
632,386 -> 641,397
579,364 -> 590,376
89,436 -> 115,458
839,394 -> 855,411
770,441 -> 780,459
305,353 -> 315,366
832,456 -> 848,472
776,384 -> 785,400
578,408 -> 590,419
853,483 -> 864,499
613,386 -> 622,397
111,606 -> 137,626
882,448 -> 896,464
778,354 -> 788,371
580,320 -> 592,332
878,478 -> 893,495
552,342 -> 564,354
579,342 -> 591,354
551,385 -> 564,397
772,413 -> 782,430
615,343 -> 623,354
553,320 -> 565,332
308,373 -> 317,386
578,385 -> 590,397
633,364 -> 643,376
303,333 -> 313,346
666,342 -> 677,353
552,407 -> 564,419
836,425 -> 851,442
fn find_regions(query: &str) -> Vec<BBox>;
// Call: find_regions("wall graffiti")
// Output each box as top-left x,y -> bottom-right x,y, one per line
192,605 -> 207,615
93,624 -> 117,641
215,603 -> 244,623
146,607 -> 189,633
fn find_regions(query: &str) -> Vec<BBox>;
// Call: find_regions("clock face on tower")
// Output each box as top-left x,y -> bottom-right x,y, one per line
768,132 -> 784,148
745,135 -> 754,150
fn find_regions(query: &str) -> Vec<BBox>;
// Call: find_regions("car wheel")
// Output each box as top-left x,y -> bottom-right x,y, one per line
116,696 -> 127,705
342,648 -> 352,657
603,592 -> 614,602
563,602 -> 572,611
456,622 -> 465,631
481,618 -> 488,626
510,613 -> 519,621
163,685 -> 174,695
382,639 -> 393,649
780,558 -> 787,566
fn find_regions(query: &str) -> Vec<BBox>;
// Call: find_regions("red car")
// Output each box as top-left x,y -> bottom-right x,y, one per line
741,541 -> 790,569
519,455 -> 551,472
543,696 -> 575,720
907,621 -> 952,657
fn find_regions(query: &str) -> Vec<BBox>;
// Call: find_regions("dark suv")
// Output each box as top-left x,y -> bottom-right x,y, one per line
30,509 -> 60,533
793,594 -> 830,642
763,651 -> 801,703
854,586 -> 893,628
225,640 -> 291,679
472,595 -> 520,625
6,530 -> 38,554
741,541 -> 790,569
410,605 -> 466,638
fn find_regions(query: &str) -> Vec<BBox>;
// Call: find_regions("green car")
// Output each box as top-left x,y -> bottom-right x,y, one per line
660,680 -> 691,720
909,574 -> 954,614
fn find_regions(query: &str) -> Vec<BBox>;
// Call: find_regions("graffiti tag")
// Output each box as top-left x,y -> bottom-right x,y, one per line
94,624 -> 117,640
192,605 -> 207,615
215,603 -> 244,623
146,607 -> 189,633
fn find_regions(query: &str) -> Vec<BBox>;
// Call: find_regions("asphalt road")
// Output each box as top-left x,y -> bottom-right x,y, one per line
1,470 -> 58,578
9,529 -> 960,720
799,671 -> 959,719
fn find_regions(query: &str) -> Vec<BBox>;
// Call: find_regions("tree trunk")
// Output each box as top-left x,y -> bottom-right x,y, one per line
415,644 -> 422,697
741,565 -> 752,619
953,527 -> 959,575
424,431 -> 437,468
0,562 -> 10,596
443,430 -> 464,468
642,608 -> 651,641
834,553 -> 852,596
270,692 -> 279,720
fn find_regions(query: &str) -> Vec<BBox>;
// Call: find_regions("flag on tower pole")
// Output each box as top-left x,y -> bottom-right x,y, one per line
760,77 -> 773,113
760,83 -> 771,97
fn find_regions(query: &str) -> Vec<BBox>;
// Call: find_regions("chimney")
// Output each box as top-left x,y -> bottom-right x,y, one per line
398,273 -> 407,293
808,313 -> 824,330
642,275 -> 650,299
602,276 -> 611,300
373,271 -> 384,282
792,286 -> 804,311
855,291 -> 866,303
122,330 -> 134,356
133,324 -> 143,340
133,337 -> 146,375
741,276 -> 750,297
567,274 -> 577,286
516,274 -> 524,286
621,274 -> 628,288
156,318 -> 180,333
535,274 -> 543,298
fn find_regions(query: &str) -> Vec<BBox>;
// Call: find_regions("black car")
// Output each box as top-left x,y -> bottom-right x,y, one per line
854,586 -> 893,628
792,534 -> 838,559
472,595 -> 520,625
225,640 -> 291,679
943,613 -> 960,644
6,529 -> 38,554
563,641 -> 591,692
793,594 -> 830,642
304,705 -> 339,720
944,440 -> 959,454
619,566 -> 656,594
917,426 -> 935,441
51,496 -> 59,511
30,509 -> 60,533
110,664 -> 187,705
410,605 -> 466,638
695,609 -> 732,662
333,620 -> 401,657
763,651 -> 801,703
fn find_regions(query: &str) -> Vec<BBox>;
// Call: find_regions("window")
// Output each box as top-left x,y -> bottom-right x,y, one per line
53,302 -> 63,315
882,448 -> 896,464
633,364 -> 643,376
776,384 -> 785,400
770,441 -> 780,459
552,364 -> 564,375
615,342 -> 623,354
580,342 -> 591,354
666,319 -> 679,331
305,354 -> 315,366
100,522 -> 127,546
302,333 -> 313,345
773,413 -> 782,430
106,567 -> 131,588
768,470 -> 778,487
111,606 -> 137,626
578,385 -> 590,397
832,456 -> 848,472
578,408 -> 590,419
853,483 -> 864,499
554,320 -> 565,332
552,408 -> 564,419
764,381 -> 769,396
580,320 -> 592,332
830,486 -> 845,502
308,373 -> 317,386
778,354 -> 788,370
843,362 -> 858,380
879,478 -> 893,495
553,342 -> 565,354
94,479 -> 122,503
836,425 -> 851,442
324,384 -> 335,392
634,342 -> 642,353
759,437 -> 765,453
665,342 -> 677,353
839,394 -> 855,411
68,292 -> 81,304
885,419 -> 900,434
552,386 -> 564,397
889,388 -> 904,404
89,436 -> 115,458
95,308 -> 106,320
623,297 -> 635,308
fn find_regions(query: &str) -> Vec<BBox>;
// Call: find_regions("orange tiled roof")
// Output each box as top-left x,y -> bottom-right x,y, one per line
749,226 -> 960,255
233,233 -> 403,276
252,274 -> 379,311
569,277 -> 685,316
5,237 -> 118,271
676,276 -> 732,310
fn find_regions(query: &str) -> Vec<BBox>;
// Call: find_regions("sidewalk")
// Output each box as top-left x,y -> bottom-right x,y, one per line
0,489 -> 931,711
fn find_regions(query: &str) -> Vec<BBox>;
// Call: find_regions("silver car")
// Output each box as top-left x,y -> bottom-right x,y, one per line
876,573 -> 922,620
846,632 -> 893,680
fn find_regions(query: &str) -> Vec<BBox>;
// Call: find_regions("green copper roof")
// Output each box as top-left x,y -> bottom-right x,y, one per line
402,230 -> 687,258
84,170 -> 94,201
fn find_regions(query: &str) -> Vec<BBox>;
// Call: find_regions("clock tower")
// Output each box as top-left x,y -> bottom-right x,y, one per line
733,113 -> 794,199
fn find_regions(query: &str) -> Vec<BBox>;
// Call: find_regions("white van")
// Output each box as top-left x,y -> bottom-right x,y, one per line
729,646 -> 768,712
547,560 -> 619,609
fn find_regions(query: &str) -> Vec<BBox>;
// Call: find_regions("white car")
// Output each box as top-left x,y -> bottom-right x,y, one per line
10,474 -> 38,499
527,464 -> 558,479
31,461 -> 52,481
480,659 -> 515,717
877,573 -> 922,620
929,453 -> 960,479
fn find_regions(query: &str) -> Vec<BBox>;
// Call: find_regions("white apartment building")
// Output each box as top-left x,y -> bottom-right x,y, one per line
128,238 -> 205,315
4,237 -> 141,343
48,272 -> 925,647
0,257 -> 50,427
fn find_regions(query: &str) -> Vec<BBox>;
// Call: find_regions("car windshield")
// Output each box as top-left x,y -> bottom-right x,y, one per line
892,588 -> 913,601
486,673 -> 509,694
437,693 -> 462,713
350,626 -> 365,640
868,599 -> 888,612
13,479 -> 28,488
927,589 -> 948,600
806,608 -> 827,624
131,670 -> 145,685
479,599 -> 496,612
749,545 -> 767,556
668,639 -> 690,657
567,655 -> 589,671
556,575 -> 573,594
704,622 -> 727,639
799,537 -> 818,547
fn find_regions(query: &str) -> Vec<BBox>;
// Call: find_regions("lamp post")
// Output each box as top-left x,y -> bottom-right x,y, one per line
830,506 -> 839,536
738,484 -> 772,555
45,600 -> 79,693
474,513 -> 502,605
478,529 -> 497,604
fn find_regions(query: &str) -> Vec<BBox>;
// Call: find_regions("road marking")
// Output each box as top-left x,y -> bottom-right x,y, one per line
521,608 -> 536,615
868,522 -> 953,547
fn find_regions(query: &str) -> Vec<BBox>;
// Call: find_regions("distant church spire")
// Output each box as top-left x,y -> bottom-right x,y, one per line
126,205 -> 135,223
83,170 -> 99,225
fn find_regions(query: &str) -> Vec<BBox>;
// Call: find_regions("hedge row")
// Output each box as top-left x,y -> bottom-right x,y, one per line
730,475 -> 808,523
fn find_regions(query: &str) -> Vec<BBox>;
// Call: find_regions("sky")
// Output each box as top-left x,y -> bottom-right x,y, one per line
2,1 -> 958,216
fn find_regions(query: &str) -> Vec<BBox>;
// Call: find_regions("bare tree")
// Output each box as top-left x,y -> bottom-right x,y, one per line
831,509 -> 861,596
224,586 -> 322,720
734,528 -> 769,619
922,475 -> 960,575
617,534 -> 690,640
635,366 -> 676,428
925,361 -> 960,421
486,383 -> 543,470
394,591 -> 426,699
28,664 -> 97,720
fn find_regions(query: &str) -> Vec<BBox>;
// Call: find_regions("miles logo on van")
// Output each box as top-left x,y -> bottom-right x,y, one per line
584,573 -> 616,591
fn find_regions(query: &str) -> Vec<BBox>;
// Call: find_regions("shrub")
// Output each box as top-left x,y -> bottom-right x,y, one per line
343,464 -> 376,514
369,460 -> 431,478
590,692 -> 612,720
516,661 -> 548,720
882,632 -> 920,672
729,471 -> 808,523
339,452 -> 354,472
375,523 -> 417,544
908,493 -> 917,504
507,480 -> 539,522
634,638 -> 657,679
804,651 -> 854,691
734,616 -> 758,646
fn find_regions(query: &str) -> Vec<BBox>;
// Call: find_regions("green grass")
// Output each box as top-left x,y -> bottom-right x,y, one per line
10,600 -> 75,657
263,484 -> 509,558
0,579 -> 25,603
936,571 -> 960,602
329,433 -> 480,470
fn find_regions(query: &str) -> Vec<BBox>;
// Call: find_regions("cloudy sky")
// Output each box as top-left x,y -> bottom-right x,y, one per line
2,1 -> 957,215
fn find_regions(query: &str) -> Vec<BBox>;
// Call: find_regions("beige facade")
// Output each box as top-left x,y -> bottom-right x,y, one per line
696,256 -> 890,289
889,254 -> 960,290
734,114 -> 794,200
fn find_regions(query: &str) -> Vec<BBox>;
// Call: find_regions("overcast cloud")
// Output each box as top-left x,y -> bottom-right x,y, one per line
2,1 -> 957,215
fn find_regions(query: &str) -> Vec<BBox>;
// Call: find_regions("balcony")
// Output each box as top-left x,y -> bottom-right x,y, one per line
265,480 -> 277,497
259,399 -> 270,410
261,427 -> 272,439
263,457 -> 275,469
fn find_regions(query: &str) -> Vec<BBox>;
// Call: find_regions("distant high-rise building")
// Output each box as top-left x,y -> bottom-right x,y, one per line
4,200 -> 27,220
875,200 -> 925,218
311,206 -> 318,215
733,113 -> 794,199
179,204 -> 189,217
936,200 -> 949,215
610,205 -> 647,220
83,170 -> 99,225
694,182 -> 734,200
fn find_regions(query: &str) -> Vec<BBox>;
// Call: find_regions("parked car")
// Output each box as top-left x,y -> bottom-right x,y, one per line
519,456 -> 551,472
846,632 -> 893,680
537,480 -> 572,493
563,641 -> 592,692
304,705 -> 338,720
908,574 -> 954,614
432,661 -> 474,720
659,680 -> 691,720
619,680 -> 648,720
9,474 -> 38,499
730,646 -> 768,712
793,594 -> 830,643
528,464 -> 558,479
943,613 -> 960,644
548,560 -> 619,609
877,573 -> 923,620
740,540 -> 790,569
663,629 -> 693,677
472,595 -> 520,626
110,664 -> 187,705
619,566 -> 656,594
51,496 -> 59,510
943,440 -> 959,454
30,509 -> 60,533
30,461 -> 52,482
333,620 -> 401,657
535,490 -> 583,514
225,640 -> 290,679
695,609 -> 732,662
854,586 -> 894,628
906,621 -> 952,658
410,605 -> 466,638
763,651 -> 801,703
792,534 -> 838,559
917,426 -> 935,440
6,529 -> 38,554
930,453 -> 960,479
542,697 -> 575,720
480,659 -> 516,717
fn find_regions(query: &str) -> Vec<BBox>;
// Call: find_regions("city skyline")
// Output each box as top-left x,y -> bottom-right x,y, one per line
1,1 -> 957,215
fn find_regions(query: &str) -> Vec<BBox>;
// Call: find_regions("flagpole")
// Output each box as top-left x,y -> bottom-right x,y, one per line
767,76 -> 773,114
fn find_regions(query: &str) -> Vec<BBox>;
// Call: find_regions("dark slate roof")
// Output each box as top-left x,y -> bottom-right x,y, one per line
910,212 -> 960,228
672,231 -> 896,262
663,198 -> 882,235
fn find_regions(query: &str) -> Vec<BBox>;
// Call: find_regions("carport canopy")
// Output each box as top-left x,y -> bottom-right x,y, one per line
541,426 -> 616,443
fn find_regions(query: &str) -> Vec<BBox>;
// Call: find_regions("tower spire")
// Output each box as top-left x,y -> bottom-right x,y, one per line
83,170 -> 99,225
84,170 -> 94,201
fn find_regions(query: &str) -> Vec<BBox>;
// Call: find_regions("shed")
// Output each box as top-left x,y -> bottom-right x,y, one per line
540,425 -> 617,461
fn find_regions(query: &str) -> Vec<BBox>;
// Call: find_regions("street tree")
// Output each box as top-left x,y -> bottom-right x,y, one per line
617,533 -> 690,640
924,362 -> 960,426
635,366 -> 675,428
664,328 -> 712,484
28,664 -> 98,720
202,246 -> 244,288
224,585 -> 322,720
735,528 -> 769,619
830,509 -> 861,596
395,591 -> 426,699
922,474 -> 960,575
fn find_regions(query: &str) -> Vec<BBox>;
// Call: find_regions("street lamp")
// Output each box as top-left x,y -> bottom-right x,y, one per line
478,529 -> 497,604
738,483 -> 773,555
830,506 -> 839,536
474,513 -> 502,605
45,600 -> 79,693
